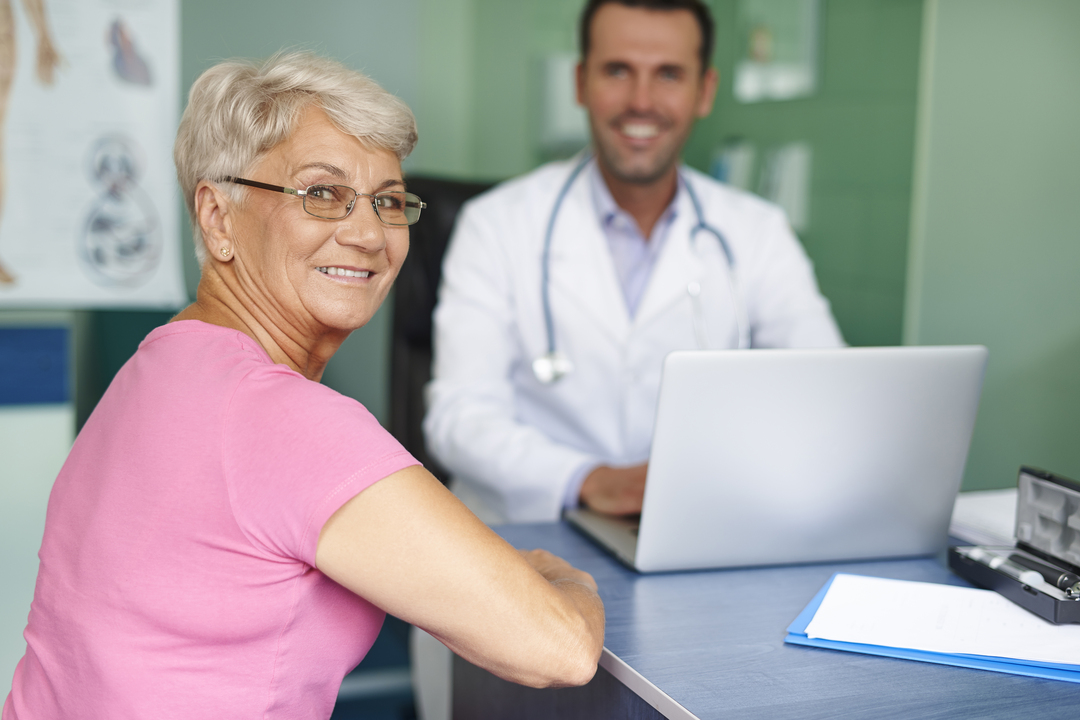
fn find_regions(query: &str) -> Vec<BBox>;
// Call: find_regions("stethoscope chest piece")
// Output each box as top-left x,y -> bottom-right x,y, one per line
533,351 -> 574,384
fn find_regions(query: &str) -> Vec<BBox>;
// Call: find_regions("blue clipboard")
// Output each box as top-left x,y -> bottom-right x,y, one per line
784,573 -> 1080,683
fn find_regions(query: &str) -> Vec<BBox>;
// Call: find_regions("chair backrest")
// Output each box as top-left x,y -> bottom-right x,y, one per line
391,176 -> 494,483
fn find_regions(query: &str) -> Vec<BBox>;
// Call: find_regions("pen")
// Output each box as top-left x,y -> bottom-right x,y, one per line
1009,553 -> 1080,596
963,547 -> 1053,590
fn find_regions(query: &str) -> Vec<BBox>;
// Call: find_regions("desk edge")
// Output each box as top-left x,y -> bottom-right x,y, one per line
599,647 -> 699,720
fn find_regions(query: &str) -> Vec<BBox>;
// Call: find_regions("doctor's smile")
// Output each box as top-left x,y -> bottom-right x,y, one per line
618,121 -> 662,140
612,113 -> 668,141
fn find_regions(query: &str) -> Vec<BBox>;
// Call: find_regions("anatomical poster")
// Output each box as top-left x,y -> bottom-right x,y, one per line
0,0 -> 183,308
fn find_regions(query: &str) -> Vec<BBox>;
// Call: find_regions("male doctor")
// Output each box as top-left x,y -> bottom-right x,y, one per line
424,0 -> 844,525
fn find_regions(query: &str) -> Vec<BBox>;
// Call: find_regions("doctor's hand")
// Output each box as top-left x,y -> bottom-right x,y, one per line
579,463 -> 647,516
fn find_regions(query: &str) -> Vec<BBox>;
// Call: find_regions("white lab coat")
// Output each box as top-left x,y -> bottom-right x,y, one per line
424,158 -> 843,523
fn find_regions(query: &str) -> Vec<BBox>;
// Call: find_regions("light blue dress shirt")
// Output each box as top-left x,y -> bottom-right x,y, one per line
587,162 -> 680,318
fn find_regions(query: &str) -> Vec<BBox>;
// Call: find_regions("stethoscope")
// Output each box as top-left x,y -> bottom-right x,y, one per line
533,154 -> 749,384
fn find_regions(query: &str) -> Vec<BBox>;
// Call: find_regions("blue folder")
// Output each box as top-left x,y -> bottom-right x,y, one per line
785,573 -> 1080,683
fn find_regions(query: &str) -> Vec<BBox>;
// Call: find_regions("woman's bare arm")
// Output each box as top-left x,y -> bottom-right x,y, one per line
315,465 -> 604,688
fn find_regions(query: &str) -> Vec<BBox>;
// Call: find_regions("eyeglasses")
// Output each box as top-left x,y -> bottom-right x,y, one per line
223,177 -> 425,226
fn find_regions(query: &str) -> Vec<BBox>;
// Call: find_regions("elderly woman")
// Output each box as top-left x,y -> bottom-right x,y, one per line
3,52 -> 604,719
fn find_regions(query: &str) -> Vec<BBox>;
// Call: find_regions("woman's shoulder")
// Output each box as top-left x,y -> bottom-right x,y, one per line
141,320 -> 271,362
135,320 -> 282,392
134,319 -> 394,447
99,319 -> 274,418
227,351 -> 385,440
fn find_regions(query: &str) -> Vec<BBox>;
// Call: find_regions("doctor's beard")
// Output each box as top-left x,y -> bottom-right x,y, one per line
591,111 -> 691,187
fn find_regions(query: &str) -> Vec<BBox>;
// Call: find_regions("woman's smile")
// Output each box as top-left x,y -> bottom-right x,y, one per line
316,265 -> 373,280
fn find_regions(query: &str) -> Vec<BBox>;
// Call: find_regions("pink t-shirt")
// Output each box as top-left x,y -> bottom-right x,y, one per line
4,321 -> 418,720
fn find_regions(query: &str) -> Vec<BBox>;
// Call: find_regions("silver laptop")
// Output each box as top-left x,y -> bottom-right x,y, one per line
566,346 -> 988,573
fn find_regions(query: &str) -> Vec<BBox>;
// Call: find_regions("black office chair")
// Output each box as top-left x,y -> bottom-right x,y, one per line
390,175 -> 495,484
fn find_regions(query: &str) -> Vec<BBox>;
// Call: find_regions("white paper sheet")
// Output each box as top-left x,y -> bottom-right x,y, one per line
805,574 -> 1080,667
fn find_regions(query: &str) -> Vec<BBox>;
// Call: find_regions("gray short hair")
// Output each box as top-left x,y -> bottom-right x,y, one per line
174,51 -> 418,265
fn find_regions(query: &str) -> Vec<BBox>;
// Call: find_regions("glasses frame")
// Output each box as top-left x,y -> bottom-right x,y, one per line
222,176 -> 425,226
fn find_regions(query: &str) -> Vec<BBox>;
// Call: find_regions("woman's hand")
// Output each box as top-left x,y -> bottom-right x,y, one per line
519,549 -> 598,592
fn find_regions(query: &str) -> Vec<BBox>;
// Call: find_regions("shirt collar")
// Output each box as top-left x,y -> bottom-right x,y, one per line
587,158 -> 683,238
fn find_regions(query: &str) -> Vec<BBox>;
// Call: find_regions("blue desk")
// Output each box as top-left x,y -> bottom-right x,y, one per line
452,522 -> 1077,720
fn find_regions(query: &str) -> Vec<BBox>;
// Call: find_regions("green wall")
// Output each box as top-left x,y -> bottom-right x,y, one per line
415,0 -> 477,177
414,0 -> 584,180
687,0 -> 923,347
906,0 -> 1080,490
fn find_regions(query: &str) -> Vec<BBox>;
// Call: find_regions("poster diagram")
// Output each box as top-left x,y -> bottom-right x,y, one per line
80,134 -> 161,286
0,0 -> 183,308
